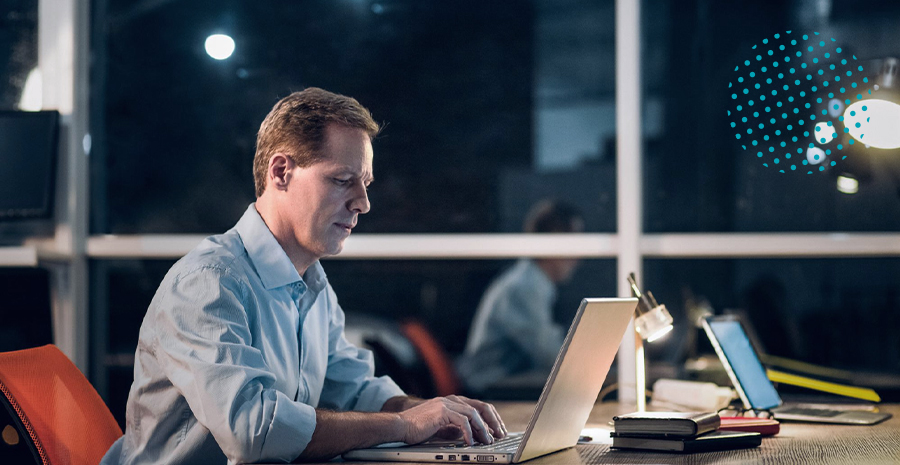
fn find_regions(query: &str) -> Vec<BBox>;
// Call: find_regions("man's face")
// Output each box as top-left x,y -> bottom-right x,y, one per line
282,123 -> 373,261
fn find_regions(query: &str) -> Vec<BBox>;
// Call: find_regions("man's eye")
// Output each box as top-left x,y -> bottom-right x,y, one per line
333,178 -> 351,185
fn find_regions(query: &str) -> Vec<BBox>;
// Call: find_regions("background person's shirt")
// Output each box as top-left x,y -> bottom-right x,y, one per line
457,259 -> 565,393
102,204 -> 404,465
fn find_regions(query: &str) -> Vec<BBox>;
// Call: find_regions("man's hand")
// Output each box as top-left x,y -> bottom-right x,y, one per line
396,395 -> 507,446
297,396 -> 507,461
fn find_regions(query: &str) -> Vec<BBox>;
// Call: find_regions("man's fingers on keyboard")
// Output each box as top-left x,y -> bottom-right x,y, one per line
483,402 -> 506,438
456,395 -> 506,439
446,401 -> 492,444
446,410 -> 474,446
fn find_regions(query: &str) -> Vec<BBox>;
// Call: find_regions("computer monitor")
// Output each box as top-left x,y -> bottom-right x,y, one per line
0,111 -> 60,220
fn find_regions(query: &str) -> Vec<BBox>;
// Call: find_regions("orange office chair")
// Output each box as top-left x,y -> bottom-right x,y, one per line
399,320 -> 462,397
0,344 -> 122,465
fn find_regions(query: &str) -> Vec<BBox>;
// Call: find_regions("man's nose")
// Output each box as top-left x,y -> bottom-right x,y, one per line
349,182 -> 370,214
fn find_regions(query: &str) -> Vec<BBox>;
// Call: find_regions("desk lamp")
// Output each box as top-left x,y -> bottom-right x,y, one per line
627,272 -> 674,411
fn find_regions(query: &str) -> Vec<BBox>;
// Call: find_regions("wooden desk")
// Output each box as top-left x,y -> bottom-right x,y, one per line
342,402 -> 900,464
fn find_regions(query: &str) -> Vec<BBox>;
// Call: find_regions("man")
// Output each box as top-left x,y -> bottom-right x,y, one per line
102,88 -> 506,465
457,200 -> 583,394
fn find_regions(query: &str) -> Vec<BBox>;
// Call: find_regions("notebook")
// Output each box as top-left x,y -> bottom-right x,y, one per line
612,411 -> 721,437
343,297 -> 638,463
610,430 -> 761,453
702,315 -> 891,425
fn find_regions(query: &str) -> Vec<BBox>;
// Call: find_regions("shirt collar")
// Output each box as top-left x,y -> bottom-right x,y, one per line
302,261 -> 328,295
235,203 -> 302,290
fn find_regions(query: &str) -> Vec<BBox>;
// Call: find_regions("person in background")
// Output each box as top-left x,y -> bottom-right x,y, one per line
102,88 -> 505,465
457,200 -> 583,394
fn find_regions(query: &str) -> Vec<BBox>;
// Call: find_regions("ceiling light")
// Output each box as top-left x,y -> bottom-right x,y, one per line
843,99 -> 900,149
837,175 -> 859,194
205,34 -> 235,60
814,122 -> 836,144
807,146 -> 826,164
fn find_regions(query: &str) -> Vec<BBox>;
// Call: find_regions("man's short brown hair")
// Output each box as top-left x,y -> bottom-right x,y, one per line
253,87 -> 380,197
523,200 -> 582,233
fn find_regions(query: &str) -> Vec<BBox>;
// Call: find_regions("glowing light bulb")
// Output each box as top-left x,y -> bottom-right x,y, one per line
836,175 -> 858,194
814,122 -> 836,145
205,34 -> 235,60
828,99 -> 844,117
843,99 -> 900,149
807,146 -> 826,165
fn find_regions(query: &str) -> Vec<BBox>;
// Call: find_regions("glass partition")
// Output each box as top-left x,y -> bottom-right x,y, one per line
92,0 -> 617,234
642,0 -> 900,232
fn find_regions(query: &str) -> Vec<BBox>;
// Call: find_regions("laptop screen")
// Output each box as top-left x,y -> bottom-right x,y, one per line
706,319 -> 781,410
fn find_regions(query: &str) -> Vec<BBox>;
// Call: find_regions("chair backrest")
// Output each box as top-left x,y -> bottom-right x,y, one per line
399,321 -> 462,397
0,344 -> 122,465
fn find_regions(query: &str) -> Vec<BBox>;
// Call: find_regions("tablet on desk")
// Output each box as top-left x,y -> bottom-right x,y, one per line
702,315 -> 891,425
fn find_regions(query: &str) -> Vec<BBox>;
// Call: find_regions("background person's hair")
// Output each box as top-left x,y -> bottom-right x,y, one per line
523,199 -> 582,233
253,87 -> 380,197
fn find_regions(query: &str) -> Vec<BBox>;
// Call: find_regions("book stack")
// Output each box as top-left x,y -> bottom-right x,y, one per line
610,412 -> 762,453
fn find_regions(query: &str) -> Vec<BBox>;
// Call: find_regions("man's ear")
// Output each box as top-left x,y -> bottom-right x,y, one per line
268,153 -> 295,191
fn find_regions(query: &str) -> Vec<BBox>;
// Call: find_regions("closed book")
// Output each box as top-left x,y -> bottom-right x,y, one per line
611,430 -> 762,453
613,411 -> 721,438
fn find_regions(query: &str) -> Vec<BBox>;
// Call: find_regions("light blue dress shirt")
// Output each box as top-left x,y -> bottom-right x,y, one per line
102,204 -> 404,465
456,259 -> 565,393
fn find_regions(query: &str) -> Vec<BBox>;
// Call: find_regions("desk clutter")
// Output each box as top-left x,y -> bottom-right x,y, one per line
609,411 -> 764,453
650,378 -> 735,412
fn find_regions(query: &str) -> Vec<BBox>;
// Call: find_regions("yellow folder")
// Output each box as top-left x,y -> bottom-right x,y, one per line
766,369 -> 881,403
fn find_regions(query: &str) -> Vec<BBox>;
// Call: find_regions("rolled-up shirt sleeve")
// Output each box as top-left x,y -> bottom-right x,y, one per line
318,285 -> 405,412
153,265 -> 316,464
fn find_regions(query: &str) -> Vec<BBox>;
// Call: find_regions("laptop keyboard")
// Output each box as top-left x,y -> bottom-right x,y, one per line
441,434 -> 523,453
777,407 -> 844,417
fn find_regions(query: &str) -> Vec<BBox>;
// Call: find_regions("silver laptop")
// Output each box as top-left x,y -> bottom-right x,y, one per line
702,315 -> 891,425
343,297 -> 638,463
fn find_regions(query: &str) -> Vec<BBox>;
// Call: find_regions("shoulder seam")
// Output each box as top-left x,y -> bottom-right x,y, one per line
171,260 -> 247,301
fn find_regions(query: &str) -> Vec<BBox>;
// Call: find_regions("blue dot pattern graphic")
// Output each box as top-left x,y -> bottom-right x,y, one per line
728,31 -> 874,174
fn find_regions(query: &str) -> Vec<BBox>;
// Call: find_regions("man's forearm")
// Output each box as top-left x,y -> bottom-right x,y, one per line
381,395 -> 424,412
296,409 -> 405,462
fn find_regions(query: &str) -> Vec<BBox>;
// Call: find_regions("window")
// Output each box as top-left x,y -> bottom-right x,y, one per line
642,0 -> 900,232
643,258 -> 900,373
92,0 -> 616,234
